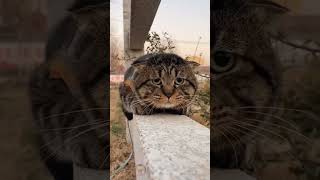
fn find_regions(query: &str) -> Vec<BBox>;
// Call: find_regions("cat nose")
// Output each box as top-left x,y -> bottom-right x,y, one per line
164,91 -> 173,98
163,85 -> 174,98
163,89 -> 174,98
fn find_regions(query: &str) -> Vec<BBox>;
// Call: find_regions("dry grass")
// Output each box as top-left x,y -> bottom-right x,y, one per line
110,86 -> 136,180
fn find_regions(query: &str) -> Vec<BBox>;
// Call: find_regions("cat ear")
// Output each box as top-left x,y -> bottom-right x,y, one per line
248,0 -> 290,22
186,61 -> 200,69
131,61 -> 147,70
248,0 -> 289,14
68,1 -> 108,13
68,2 -> 108,25
123,80 -> 136,91
248,0 -> 289,32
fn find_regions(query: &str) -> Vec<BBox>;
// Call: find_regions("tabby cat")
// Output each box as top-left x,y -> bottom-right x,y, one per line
212,0 -> 288,170
120,53 -> 199,120
29,1 -> 109,179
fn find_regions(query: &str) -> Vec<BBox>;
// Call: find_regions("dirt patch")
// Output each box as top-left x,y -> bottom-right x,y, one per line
110,87 -> 136,180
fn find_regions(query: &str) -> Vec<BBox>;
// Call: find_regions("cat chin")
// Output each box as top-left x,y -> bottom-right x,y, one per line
159,103 -> 176,109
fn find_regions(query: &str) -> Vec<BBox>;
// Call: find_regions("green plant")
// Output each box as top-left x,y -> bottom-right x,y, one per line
192,79 -> 210,124
146,31 -> 175,54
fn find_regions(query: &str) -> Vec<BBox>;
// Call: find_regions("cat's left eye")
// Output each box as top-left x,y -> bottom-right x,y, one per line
152,78 -> 162,85
175,78 -> 185,85
213,51 -> 236,73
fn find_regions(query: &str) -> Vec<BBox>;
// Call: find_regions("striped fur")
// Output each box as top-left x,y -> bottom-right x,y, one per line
29,1 -> 109,179
211,0 -> 288,169
120,53 -> 199,120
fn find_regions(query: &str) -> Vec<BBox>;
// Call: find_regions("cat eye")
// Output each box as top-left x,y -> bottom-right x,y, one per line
152,78 -> 162,85
213,51 -> 236,73
175,77 -> 185,85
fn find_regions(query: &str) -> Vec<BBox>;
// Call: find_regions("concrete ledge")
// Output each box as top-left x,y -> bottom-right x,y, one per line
129,114 -> 210,180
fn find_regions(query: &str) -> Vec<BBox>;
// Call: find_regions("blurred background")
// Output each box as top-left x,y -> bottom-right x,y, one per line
0,0 -> 52,179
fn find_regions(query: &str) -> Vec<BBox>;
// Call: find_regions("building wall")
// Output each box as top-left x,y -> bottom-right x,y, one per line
0,42 -> 45,65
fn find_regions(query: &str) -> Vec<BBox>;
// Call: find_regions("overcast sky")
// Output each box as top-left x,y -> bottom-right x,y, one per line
111,0 -> 210,65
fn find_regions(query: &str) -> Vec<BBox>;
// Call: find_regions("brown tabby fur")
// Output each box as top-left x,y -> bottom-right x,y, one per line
29,1 -> 109,179
212,0 -> 288,169
120,53 -> 199,120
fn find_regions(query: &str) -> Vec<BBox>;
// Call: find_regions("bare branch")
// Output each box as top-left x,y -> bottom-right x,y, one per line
196,72 -> 210,79
270,34 -> 320,54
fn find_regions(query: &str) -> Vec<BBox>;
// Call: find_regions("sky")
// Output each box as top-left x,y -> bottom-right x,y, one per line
111,0 -> 210,65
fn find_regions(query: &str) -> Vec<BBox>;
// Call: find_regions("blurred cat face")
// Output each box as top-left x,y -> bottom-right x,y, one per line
211,0 -> 287,168
212,0 -> 285,143
131,54 -> 198,110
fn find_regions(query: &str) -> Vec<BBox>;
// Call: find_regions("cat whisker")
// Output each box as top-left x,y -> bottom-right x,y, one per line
238,110 -> 299,130
141,102 -> 154,115
39,121 -> 108,152
39,119 -> 106,132
237,106 -> 320,121
240,116 -> 312,145
219,126 -> 245,150
98,131 -> 109,138
229,116 -> 307,163
214,127 -> 239,166
40,107 -> 110,120
99,153 -> 110,169
227,117 -> 295,145
43,123 -> 108,161
223,124 -> 301,164
130,99 -> 153,108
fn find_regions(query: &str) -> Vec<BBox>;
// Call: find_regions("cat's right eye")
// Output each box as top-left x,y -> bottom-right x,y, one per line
152,78 -> 162,85
213,51 -> 236,73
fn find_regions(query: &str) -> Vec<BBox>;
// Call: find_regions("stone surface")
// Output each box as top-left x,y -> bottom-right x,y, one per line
130,114 -> 210,180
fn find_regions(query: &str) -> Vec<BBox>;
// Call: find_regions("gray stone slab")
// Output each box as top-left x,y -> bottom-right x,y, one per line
130,114 -> 210,180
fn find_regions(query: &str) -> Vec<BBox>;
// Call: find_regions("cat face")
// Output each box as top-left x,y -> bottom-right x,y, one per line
35,3 -> 110,170
128,54 -> 198,110
211,0 -> 287,168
